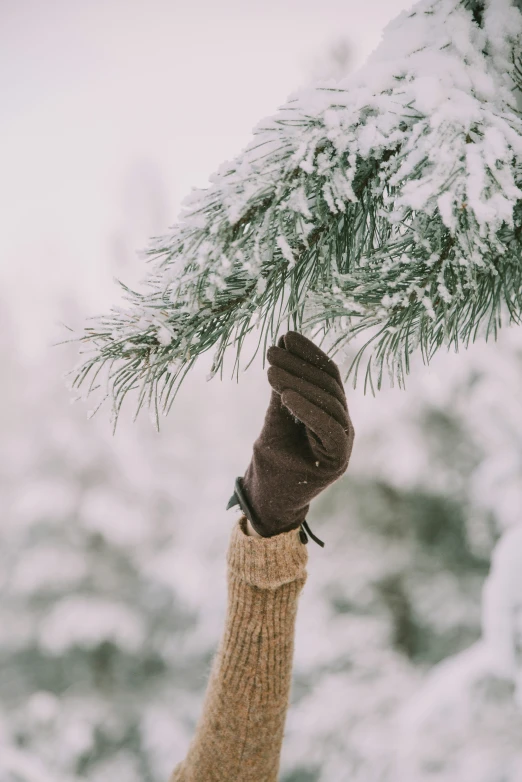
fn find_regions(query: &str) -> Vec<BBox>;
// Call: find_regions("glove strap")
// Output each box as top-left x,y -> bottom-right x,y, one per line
226,477 -> 266,538
226,477 -> 325,548
300,519 -> 325,548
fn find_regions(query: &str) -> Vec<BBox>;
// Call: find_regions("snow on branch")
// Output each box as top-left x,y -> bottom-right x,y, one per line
66,0 -> 522,428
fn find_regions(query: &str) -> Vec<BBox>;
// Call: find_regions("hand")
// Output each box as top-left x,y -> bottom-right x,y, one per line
239,331 -> 354,538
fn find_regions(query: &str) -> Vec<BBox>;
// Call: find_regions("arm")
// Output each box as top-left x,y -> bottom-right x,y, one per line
170,515 -> 308,782
170,331 -> 354,781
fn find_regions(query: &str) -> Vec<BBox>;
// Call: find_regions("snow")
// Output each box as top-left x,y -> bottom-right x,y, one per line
9,479 -> 77,531
26,692 -> 60,725
3,1 -> 522,779
482,525 -> 522,688
3,292 -> 522,781
1,747 -> 79,782
95,0 -> 522,400
276,234 -> 296,266
78,487 -> 152,547
39,596 -> 146,653
156,325 -> 173,346
10,546 -> 88,595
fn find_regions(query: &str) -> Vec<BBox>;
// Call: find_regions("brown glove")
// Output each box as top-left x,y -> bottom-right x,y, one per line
227,331 -> 354,545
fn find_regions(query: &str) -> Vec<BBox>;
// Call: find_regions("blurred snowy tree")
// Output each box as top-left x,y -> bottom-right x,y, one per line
279,325 -> 522,781
0,332 -> 200,782
0,293 -> 265,782
0,156 -> 263,780
4,313 -> 522,781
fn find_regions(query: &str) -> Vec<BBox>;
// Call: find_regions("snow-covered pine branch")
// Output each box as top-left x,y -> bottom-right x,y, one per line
67,0 -> 522,428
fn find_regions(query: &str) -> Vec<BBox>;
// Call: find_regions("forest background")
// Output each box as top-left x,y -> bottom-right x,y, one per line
1,2 -> 521,780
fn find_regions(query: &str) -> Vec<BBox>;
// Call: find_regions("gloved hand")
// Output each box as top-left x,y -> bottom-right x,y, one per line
227,331 -> 354,544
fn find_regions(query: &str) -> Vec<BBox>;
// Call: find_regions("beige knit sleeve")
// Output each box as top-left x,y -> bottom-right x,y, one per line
169,516 -> 308,782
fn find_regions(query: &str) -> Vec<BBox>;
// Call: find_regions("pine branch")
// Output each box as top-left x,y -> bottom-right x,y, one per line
62,0 -> 522,430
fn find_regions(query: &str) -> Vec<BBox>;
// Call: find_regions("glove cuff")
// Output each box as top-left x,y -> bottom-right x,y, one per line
226,477 -> 325,547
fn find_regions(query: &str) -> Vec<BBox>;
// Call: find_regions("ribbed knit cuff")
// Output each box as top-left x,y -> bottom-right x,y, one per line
227,516 -> 308,589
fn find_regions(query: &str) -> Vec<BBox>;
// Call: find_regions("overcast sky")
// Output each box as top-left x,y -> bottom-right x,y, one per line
1,0 -> 412,360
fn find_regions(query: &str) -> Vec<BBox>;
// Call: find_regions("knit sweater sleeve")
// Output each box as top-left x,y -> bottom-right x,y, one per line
169,515 -> 308,782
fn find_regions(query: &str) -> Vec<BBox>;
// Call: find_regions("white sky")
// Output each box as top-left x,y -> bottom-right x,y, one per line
0,0 -> 412,361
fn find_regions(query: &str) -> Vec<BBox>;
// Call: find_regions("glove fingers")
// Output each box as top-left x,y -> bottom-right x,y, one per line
280,389 -> 352,471
268,365 -> 351,432
263,387 -> 299,435
280,331 -> 344,386
267,346 -> 347,410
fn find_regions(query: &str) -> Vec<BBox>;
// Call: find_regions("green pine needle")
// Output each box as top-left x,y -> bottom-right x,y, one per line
60,0 -> 522,431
